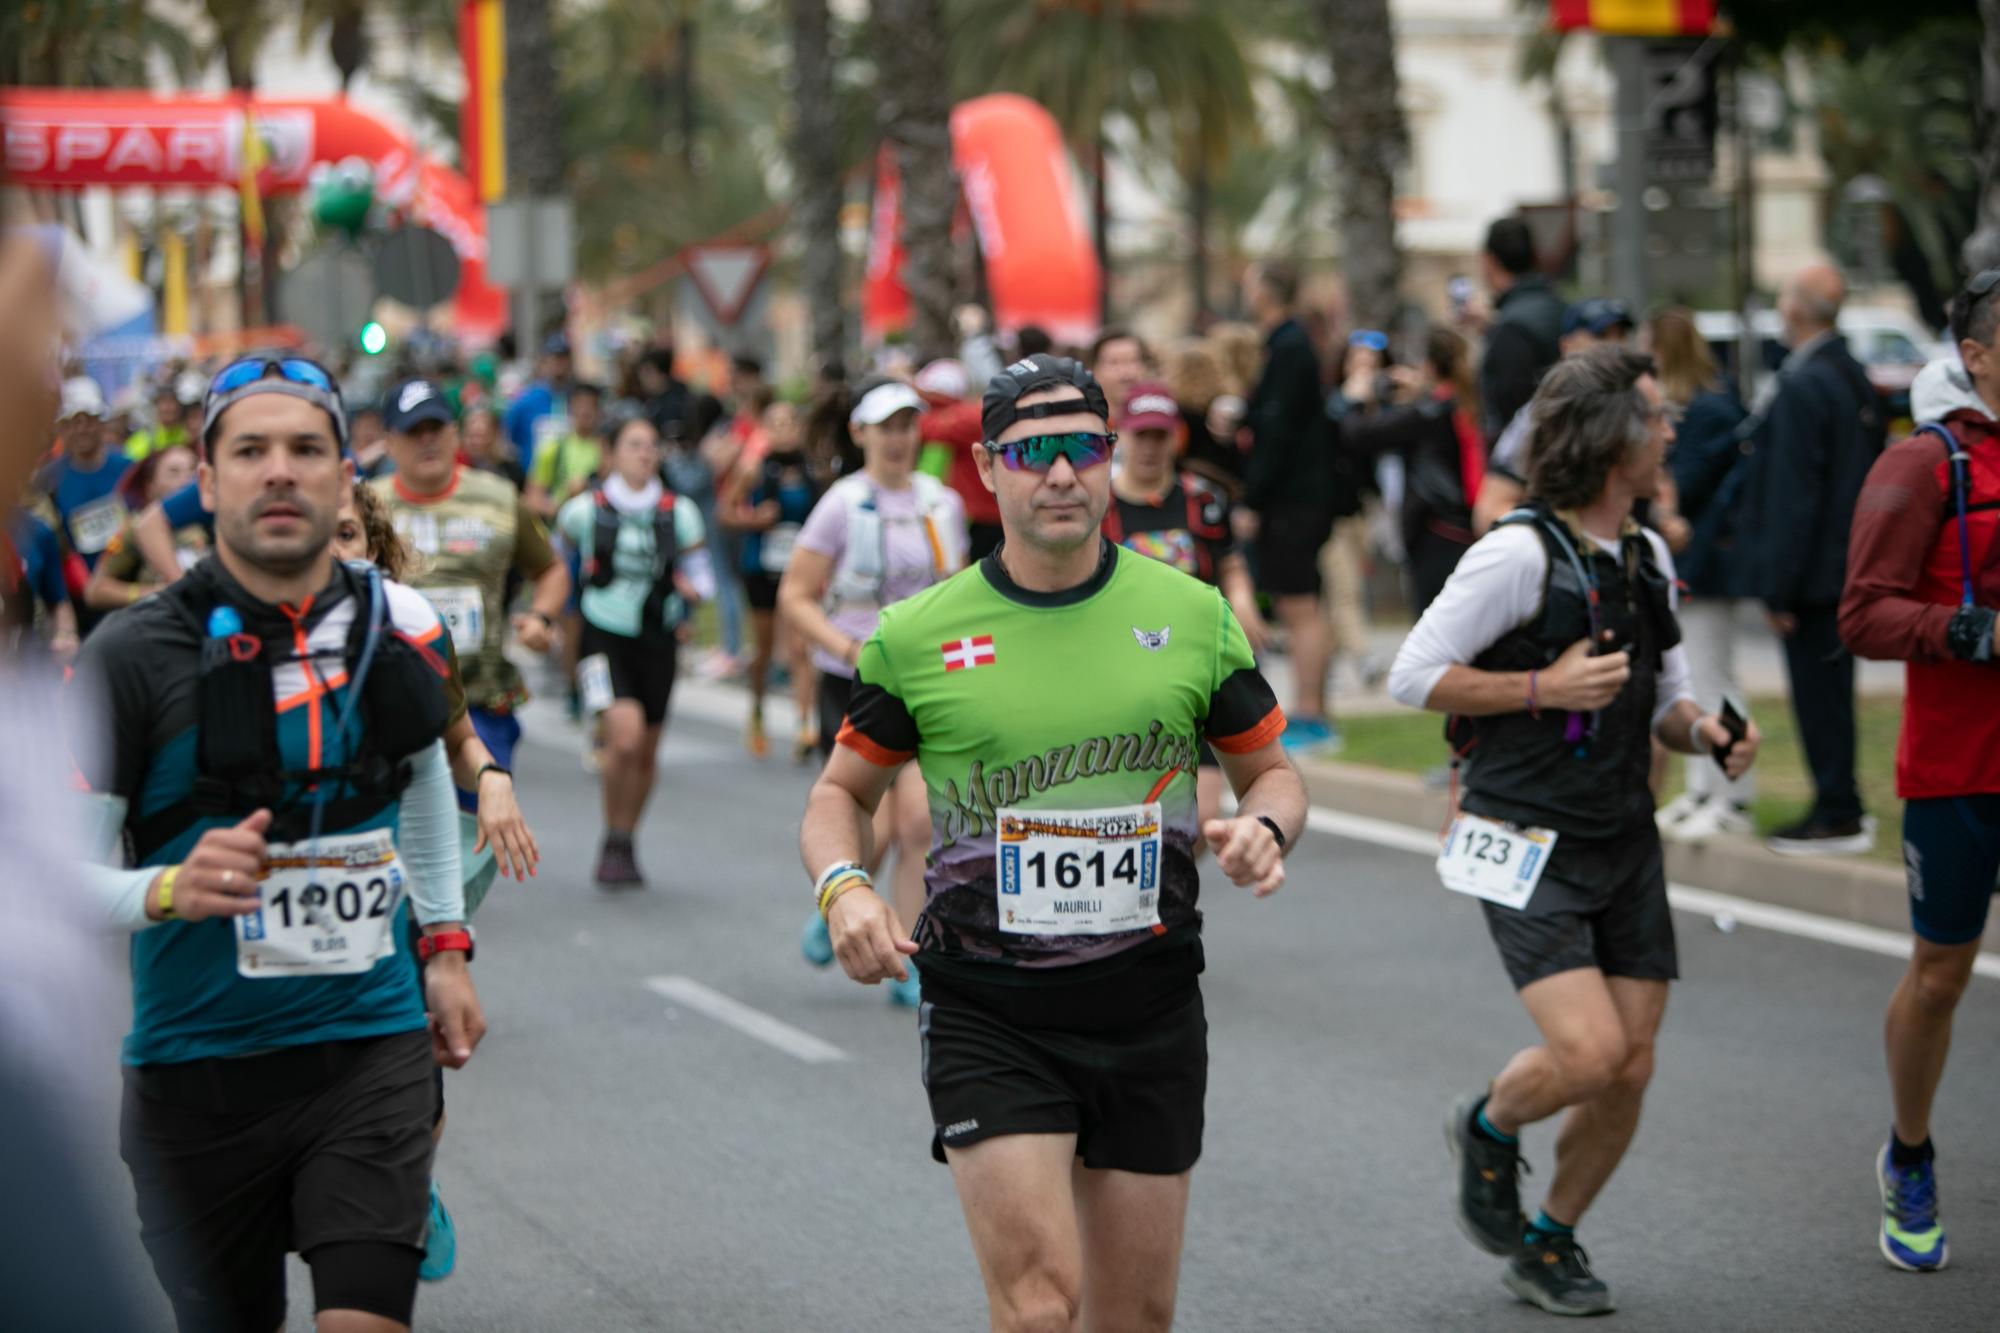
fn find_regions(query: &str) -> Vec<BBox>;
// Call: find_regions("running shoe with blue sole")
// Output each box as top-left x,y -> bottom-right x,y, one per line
419,1179 -> 456,1282
1877,1143 -> 1948,1271
1279,717 -> 1343,755
801,913 -> 835,968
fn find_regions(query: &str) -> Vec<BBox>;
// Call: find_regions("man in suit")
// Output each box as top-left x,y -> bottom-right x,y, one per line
1739,263 -> 1886,854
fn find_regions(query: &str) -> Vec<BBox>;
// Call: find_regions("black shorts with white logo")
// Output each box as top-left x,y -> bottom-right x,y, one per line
918,930 -> 1207,1175
120,1030 -> 437,1333
1478,818 -> 1678,990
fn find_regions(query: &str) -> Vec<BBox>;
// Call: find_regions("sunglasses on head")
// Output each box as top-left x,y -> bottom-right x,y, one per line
208,357 -> 338,399
985,431 -> 1116,474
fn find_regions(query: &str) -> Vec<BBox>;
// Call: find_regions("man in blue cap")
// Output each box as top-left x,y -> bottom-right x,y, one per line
503,331 -> 575,476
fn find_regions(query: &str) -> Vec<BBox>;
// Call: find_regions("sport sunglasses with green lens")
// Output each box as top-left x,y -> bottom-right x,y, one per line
986,431 -> 1117,473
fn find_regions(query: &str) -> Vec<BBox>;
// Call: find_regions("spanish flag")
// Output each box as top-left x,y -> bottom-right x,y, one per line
239,109 -> 268,253
459,0 -> 506,204
1551,0 -> 1714,35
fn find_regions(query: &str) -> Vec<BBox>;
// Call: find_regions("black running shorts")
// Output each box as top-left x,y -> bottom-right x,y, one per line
1479,819 -> 1678,990
1252,506 -> 1333,598
580,621 -> 679,726
918,932 -> 1208,1175
120,1030 -> 437,1333
742,571 -> 781,612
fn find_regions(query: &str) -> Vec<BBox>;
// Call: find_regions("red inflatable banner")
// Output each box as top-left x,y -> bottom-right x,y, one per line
0,90 -> 505,338
863,94 -> 1100,348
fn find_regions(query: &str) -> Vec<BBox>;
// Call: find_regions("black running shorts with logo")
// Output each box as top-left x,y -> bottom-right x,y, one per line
918,931 -> 1207,1175
1479,818 -> 1678,990
580,621 -> 679,726
120,1030 -> 437,1333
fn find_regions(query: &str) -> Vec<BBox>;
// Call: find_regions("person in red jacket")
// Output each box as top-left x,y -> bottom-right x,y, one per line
915,359 -> 1001,560
1839,269 -> 2000,1274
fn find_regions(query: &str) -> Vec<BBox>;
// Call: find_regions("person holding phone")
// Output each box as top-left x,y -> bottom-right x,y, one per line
1388,347 -> 1759,1317
1839,272 -> 2000,1273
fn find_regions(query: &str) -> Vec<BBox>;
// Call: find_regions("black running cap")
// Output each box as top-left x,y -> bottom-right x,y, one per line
981,354 -> 1109,443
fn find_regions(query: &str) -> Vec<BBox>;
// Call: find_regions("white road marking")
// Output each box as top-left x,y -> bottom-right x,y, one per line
644,975 -> 850,1063
1303,806 -> 2000,980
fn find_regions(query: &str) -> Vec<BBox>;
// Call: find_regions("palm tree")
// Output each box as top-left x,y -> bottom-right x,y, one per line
948,0 -> 1257,324
2,0 -> 201,87
1969,0 -> 2000,271
1318,0 -> 1409,331
504,0 -> 567,198
873,0 -> 959,361
555,0 -> 786,283
787,0 -> 845,369
294,0 -> 457,101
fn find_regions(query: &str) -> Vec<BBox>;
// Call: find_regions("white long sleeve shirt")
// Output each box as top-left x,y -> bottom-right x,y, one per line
1388,521 -> 1695,727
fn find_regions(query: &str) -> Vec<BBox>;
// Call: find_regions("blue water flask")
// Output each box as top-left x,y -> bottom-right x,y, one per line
206,605 -> 242,638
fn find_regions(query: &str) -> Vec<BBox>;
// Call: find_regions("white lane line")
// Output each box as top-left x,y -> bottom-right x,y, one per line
644,975 -> 849,1063
1303,806 -> 2000,980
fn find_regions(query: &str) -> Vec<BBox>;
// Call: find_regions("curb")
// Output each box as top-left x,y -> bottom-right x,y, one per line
1292,757 -> 1988,956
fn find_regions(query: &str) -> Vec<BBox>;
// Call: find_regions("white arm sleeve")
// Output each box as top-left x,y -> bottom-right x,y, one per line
1387,526 -> 1549,710
676,546 -> 717,602
400,739 -> 466,925
82,863 -> 159,931
1643,528 -> 1698,726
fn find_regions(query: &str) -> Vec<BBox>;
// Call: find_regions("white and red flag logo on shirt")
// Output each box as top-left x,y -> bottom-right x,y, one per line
941,635 -> 997,671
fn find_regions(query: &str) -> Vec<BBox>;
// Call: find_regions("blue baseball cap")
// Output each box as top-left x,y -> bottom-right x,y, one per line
1562,298 -> 1634,339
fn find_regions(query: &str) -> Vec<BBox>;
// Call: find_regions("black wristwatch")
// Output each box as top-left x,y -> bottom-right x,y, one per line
1255,815 -> 1287,852
476,762 -> 513,785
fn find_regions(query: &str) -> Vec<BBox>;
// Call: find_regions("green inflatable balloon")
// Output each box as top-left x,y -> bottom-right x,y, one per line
310,157 -> 376,239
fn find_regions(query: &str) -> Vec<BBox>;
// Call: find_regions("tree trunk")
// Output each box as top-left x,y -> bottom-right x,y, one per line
502,0 -> 567,197
872,0 -> 958,363
678,14 -> 698,174
1319,0 -> 1408,331
787,0 -> 846,372
1093,134 -> 1112,325
1189,143 -> 1211,329
1967,0 -> 2000,271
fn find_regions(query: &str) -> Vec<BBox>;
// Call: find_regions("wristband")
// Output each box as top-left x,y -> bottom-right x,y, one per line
819,874 -> 871,920
476,762 -> 513,785
813,860 -> 865,902
156,865 -> 181,920
530,610 -> 556,631
417,928 -> 476,963
1687,712 -> 1712,756
1255,815 -> 1287,853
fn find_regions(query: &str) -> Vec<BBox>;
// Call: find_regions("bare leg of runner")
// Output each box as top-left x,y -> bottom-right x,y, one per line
1073,1162 -> 1191,1333
1885,937 -> 1982,1145
1541,977 -> 1667,1225
949,1134 -> 1085,1333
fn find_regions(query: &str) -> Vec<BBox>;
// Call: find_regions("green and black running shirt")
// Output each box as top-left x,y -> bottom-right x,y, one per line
839,538 -> 1284,971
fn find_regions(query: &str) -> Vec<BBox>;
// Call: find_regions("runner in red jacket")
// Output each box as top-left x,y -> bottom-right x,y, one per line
1839,270 -> 2000,1273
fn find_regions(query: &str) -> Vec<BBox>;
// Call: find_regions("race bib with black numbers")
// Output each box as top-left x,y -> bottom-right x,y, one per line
996,804 -> 1163,936
1436,813 -> 1556,911
235,828 -> 406,978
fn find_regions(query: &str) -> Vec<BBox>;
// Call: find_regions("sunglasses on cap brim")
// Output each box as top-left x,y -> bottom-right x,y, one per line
203,357 -> 348,448
984,432 -> 1117,473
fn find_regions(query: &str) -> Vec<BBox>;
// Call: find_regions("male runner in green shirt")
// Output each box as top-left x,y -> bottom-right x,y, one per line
799,354 -> 1306,1333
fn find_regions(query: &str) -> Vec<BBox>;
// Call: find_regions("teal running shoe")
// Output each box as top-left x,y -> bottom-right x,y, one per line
1878,1143 -> 1948,1271
419,1179 -> 456,1282
885,958 -> 922,1008
801,913 -> 834,968
1280,716 -> 1343,755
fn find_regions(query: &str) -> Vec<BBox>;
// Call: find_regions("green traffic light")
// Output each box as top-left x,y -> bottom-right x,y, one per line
359,322 -> 388,355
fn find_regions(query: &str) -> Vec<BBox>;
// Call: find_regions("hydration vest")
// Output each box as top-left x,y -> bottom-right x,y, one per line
1449,506 -> 1680,838
1100,471 -> 1231,582
824,472 -> 955,612
128,560 -> 452,863
585,484 -> 682,637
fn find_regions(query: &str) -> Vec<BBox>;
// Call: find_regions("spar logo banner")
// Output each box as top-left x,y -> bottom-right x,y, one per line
1550,0 -> 1714,35
3,106 -> 316,190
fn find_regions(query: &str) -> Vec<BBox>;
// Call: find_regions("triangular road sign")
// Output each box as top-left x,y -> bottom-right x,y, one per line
685,245 -> 771,327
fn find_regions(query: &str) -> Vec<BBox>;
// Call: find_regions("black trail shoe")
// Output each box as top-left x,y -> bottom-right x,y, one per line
595,836 -> 644,888
1446,1092 -> 1528,1256
1505,1234 -> 1615,1317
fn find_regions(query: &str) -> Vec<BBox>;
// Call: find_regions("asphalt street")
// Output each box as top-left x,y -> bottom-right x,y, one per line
87,677 -> 2000,1332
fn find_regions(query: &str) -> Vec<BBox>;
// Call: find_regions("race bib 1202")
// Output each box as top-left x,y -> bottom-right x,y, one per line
1436,813 -> 1557,911
235,827 -> 406,978
996,804 -> 1163,936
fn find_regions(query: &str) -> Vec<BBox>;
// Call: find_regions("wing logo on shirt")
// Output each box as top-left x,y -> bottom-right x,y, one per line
1132,626 -> 1170,652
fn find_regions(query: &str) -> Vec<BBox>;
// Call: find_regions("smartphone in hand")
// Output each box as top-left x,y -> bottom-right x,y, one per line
1713,697 -> 1749,771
